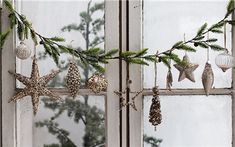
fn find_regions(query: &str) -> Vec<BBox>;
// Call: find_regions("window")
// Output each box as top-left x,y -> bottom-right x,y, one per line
1,0 -> 234,147
142,1 -> 233,147
1,0 -> 120,146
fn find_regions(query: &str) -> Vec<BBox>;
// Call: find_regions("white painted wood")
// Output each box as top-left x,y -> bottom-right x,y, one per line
0,1 -> 2,146
15,1 -> 33,147
16,88 -> 107,96
143,88 -> 232,96
231,7 -> 235,147
121,1 -> 127,147
1,0 -> 17,147
105,1 -> 120,147
16,88 -> 232,96
128,0 -> 143,146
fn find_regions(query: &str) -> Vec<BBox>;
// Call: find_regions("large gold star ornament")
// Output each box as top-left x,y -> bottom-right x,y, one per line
8,57 -> 61,115
174,54 -> 199,82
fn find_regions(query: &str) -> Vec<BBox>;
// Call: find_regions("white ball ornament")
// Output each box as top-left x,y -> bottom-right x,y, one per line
15,42 -> 31,60
215,50 -> 234,72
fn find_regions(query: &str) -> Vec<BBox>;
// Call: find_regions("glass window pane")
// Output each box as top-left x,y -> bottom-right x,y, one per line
17,95 -> 105,147
17,0 -> 105,88
33,95 -> 105,147
143,1 -> 232,89
143,95 -> 232,147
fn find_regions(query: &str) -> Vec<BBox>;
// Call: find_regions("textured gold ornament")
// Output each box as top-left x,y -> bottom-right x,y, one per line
66,60 -> 81,98
88,73 -> 108,93
174,54 -> 199,82
149,86 -> 162,127
202,62 -> 214,96
8,57 -> 61,115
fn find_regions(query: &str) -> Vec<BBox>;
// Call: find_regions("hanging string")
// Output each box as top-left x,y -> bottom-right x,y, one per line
184,33 -> 187,55
151,61 -> 162,131
33,44 -> 37,59
154,61 -> 157,87
224,22 -> 227,52
207,32 -> 210,62
70,40 -> 75,61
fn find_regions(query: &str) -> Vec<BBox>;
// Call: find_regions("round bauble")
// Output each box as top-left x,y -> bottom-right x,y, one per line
88,73 -> 108,93
215,50 -> 234,72
15,42 -> 31,60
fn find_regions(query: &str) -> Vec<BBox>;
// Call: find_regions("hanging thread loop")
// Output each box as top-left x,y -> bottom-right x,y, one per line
207,32 -> 210,62
224,22 -> 228,53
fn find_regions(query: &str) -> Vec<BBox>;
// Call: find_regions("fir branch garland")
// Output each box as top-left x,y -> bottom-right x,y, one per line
1,0 -> 235,73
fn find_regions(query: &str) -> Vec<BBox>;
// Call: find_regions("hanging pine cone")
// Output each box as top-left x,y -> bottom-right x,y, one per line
149,86 -> 162,127
88,73 -> 108,93
66,60 -> 81,98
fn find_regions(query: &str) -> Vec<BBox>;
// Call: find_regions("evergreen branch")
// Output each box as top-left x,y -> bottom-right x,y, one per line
197,23 -> 207,36
0,29 -> 11,48
156,6 -> 235,61
143,134 -> 162,147
2,0 -> 235,71
35,120 -> 77,147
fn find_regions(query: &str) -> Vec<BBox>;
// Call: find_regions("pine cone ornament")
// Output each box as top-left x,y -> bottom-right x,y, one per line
202,62 -> 214,96
88,73 -> 108,93
66,61 -> 81,98
15,41 -> 31,60
149,86 -> 162,127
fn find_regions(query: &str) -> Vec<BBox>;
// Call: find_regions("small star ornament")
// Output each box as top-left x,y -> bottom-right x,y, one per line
8,56 -> 61,115
174,54 -> 199,82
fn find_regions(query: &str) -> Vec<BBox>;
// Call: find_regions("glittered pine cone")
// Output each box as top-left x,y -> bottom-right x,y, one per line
88,73 -> 108,93
149,86 -> 162,126
66,61 -> 81,98
149,97 -> 162,126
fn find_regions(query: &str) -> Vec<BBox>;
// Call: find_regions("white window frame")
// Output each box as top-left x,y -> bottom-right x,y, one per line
1,0 -> 235,147
126,0 -> 235,147
0,1 -> 121,147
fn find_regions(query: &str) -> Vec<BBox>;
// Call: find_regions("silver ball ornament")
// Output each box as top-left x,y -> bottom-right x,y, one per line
15,42 -> 31,60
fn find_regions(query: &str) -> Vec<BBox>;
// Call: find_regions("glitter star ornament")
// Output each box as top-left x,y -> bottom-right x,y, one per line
174,54 -> 199,82
8,56 -> 61,115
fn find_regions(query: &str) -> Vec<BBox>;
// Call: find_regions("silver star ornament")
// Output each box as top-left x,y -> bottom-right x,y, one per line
8,57 -> 61,115
174,54 -> 199,82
